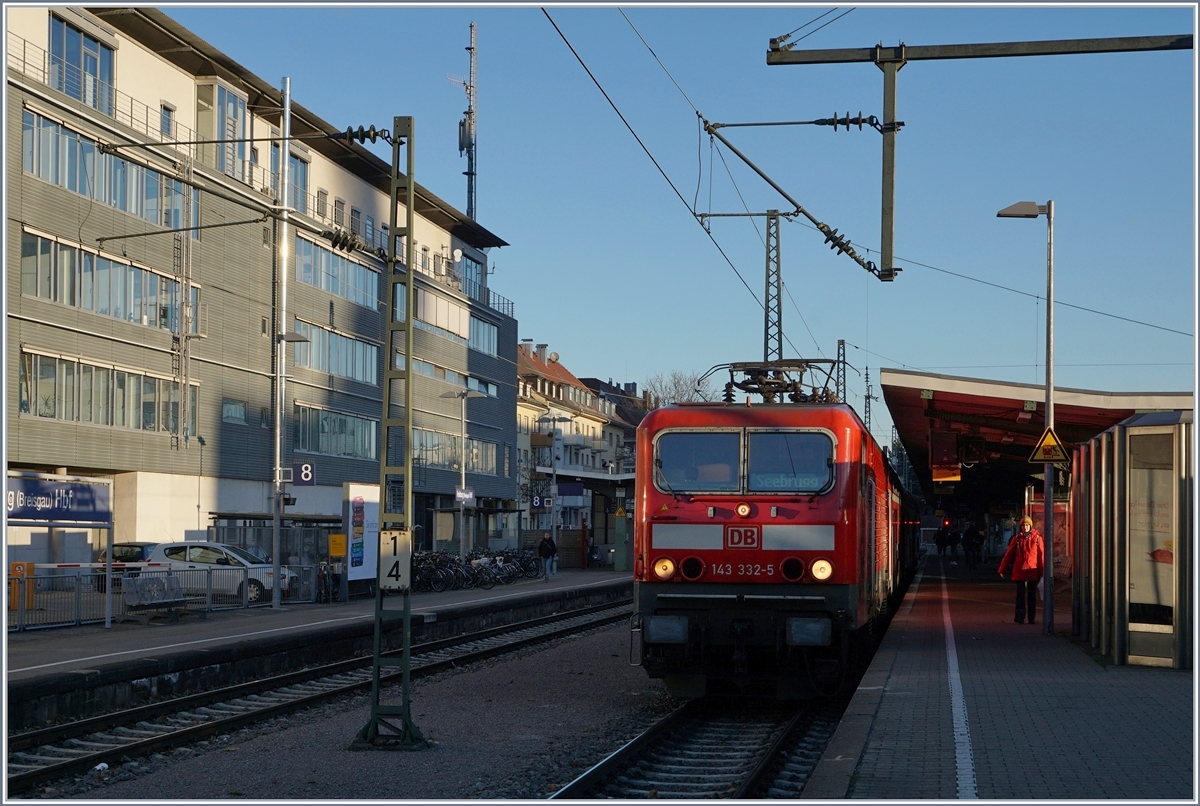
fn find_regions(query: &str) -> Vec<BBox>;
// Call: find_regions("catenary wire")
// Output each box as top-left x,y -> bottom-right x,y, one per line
555,7 -> 1188,384
779,8 -> 841,41
542,9 -> 763,316
779,218 -> 1192,338
793,8 -> 856,44
620,8 -> 831,361
620,8 -> 700,114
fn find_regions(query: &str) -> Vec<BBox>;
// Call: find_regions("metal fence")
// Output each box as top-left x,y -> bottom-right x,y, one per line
7,567 -> 314,632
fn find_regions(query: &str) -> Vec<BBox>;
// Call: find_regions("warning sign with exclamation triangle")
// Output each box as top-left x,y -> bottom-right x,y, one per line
1029,428 -> 1070,463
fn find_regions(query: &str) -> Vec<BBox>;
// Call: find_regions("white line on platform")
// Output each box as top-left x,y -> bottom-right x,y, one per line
941,560 -> 978,799
9,577 -> 625,674
9,614 -> 374,673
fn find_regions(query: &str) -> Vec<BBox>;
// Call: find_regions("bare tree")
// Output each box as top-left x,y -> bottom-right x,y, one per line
516,450 -> 552,504
642,370 -> 719,407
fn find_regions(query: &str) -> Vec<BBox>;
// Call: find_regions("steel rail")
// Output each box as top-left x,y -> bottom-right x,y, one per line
7,601 -> 630,794
552,700 -> 806,799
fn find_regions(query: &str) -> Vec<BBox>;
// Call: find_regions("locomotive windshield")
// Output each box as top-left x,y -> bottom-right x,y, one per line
747,431 -> 833,493
655,431 -> 740,492
653,429 -> 834,494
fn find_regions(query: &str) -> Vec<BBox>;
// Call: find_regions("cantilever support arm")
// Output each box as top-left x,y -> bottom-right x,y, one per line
703,119 -> 880,278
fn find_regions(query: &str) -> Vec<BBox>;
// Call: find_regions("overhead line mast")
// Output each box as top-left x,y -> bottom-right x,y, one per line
766,32 -> 1194,283
458,22 -> 478,220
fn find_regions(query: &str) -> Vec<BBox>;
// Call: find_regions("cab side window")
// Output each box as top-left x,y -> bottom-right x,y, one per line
164,546 -> 187,561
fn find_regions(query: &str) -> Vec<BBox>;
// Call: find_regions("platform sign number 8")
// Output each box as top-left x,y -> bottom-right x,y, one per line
292,461 -> 316,486
379,529 -> 411,591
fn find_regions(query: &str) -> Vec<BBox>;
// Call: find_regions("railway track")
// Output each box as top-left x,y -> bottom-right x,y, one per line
552,696 -> 844,799
7,601 -> 631,795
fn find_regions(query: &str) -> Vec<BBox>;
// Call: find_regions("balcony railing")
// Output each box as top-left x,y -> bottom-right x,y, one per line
9,31 -> 515,319
11,31 -> 288,202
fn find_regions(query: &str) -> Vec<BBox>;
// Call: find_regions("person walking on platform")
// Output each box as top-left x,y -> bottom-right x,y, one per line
962,522 -> 983,571
538,532 -> 557,582
948,526 -> 961,565
935,523 -> 951,557
998,516 -> 1044,624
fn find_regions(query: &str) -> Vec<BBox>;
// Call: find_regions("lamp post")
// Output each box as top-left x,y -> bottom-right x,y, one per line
538,416 -> 573,552
997,199 -> 1055,635
441,389 -> 486,559
196,435 -> 206,533
270,76 -> 293,611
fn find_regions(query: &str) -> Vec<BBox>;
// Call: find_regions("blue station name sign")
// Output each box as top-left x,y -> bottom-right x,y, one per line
6,476 -> 112,523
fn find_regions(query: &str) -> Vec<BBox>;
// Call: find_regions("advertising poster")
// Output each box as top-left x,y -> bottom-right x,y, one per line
1127,434 -> 1175,612
343,483 -> 379,582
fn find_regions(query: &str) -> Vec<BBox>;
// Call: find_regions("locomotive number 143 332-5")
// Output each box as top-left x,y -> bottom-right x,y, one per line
711,563 -> 775,578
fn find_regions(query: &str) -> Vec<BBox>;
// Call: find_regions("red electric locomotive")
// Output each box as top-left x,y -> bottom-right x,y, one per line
631,361 -> 919,699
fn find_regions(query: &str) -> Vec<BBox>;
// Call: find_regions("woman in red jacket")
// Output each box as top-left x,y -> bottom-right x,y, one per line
998,516 -> 1045,624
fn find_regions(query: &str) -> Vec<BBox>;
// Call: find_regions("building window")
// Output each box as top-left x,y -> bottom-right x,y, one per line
295,235 -> 379,309
288,153 -> 308,214
293,404 -> 378,460
411,287 -> 470,343
293,320 -> 379,385
20,351 -> 195,435
469,317 -> 498,356
269,140 -> 280,197
412,428 -> 497,475
22,111 -> 201,237
365,216 -> 374,248
350,207 -> 361,237
316,189 -> 328,219
222,399 -> 248,424
333,198 -> 345,227
160,104 -> 175,137
196,82 -> 247,181
49,15 -> 114,115
20,231 -> 194,333
380,224 -> 389,255
462,254 -> 483,290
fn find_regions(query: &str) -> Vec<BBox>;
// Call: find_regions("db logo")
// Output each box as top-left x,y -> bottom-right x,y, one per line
724,525 -> 761,550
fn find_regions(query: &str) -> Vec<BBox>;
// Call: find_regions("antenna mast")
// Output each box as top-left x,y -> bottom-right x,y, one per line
458,22 -> 478,220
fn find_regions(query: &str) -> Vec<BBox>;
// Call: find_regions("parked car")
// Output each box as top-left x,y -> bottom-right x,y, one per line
94,542 -> 160,592
145,542 -> 297,604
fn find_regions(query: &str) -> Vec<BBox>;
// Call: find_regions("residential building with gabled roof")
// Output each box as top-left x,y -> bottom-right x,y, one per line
515,341 -> 632,568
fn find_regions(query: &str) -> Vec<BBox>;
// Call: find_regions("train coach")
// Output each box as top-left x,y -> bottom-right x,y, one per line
631,361 -> 919,699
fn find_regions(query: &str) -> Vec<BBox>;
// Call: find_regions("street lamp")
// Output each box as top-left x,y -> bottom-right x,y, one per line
998,199 -> 1055,636
196,435 -> 206,533
441,389 -> 486,559
272,330 -> 308,609
538,415 -> 574,553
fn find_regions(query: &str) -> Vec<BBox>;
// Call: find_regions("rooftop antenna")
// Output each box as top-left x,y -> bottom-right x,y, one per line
451,23 -> 478,220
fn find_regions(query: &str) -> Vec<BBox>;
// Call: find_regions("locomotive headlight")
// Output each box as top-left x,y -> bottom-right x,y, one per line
735,502 -> 752,518
810,559 -> 834,581
652,557 -> 677,580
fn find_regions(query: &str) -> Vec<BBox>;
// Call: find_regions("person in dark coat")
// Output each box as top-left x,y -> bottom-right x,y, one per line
537,532 -> 557,582
935,524 -> 950,557
962,522 -> 983,571
998,516 -> 1045,624
948,527 -> 961,565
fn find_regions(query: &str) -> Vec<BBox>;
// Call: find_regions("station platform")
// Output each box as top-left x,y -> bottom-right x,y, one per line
803,553 -> 1194,800
5,569 -> 630,719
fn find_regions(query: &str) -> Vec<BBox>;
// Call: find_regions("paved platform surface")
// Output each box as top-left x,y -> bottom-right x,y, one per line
5,568 -> 629,685
804,553 -> 1194,800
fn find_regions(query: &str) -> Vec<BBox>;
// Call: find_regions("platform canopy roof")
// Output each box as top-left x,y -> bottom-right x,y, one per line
880,368 -> 1192,517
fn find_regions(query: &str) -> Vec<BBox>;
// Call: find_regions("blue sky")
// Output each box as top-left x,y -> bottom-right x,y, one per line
165,3 -> 1195,443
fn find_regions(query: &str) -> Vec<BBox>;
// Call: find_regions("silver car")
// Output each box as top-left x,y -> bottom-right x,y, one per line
147,542 -> 296,604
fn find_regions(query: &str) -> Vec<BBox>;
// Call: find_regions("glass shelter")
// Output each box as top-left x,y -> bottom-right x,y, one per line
1072,411 -> 1192,668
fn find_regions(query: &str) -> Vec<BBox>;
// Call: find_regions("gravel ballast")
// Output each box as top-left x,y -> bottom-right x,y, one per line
41,622 -> 680,800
